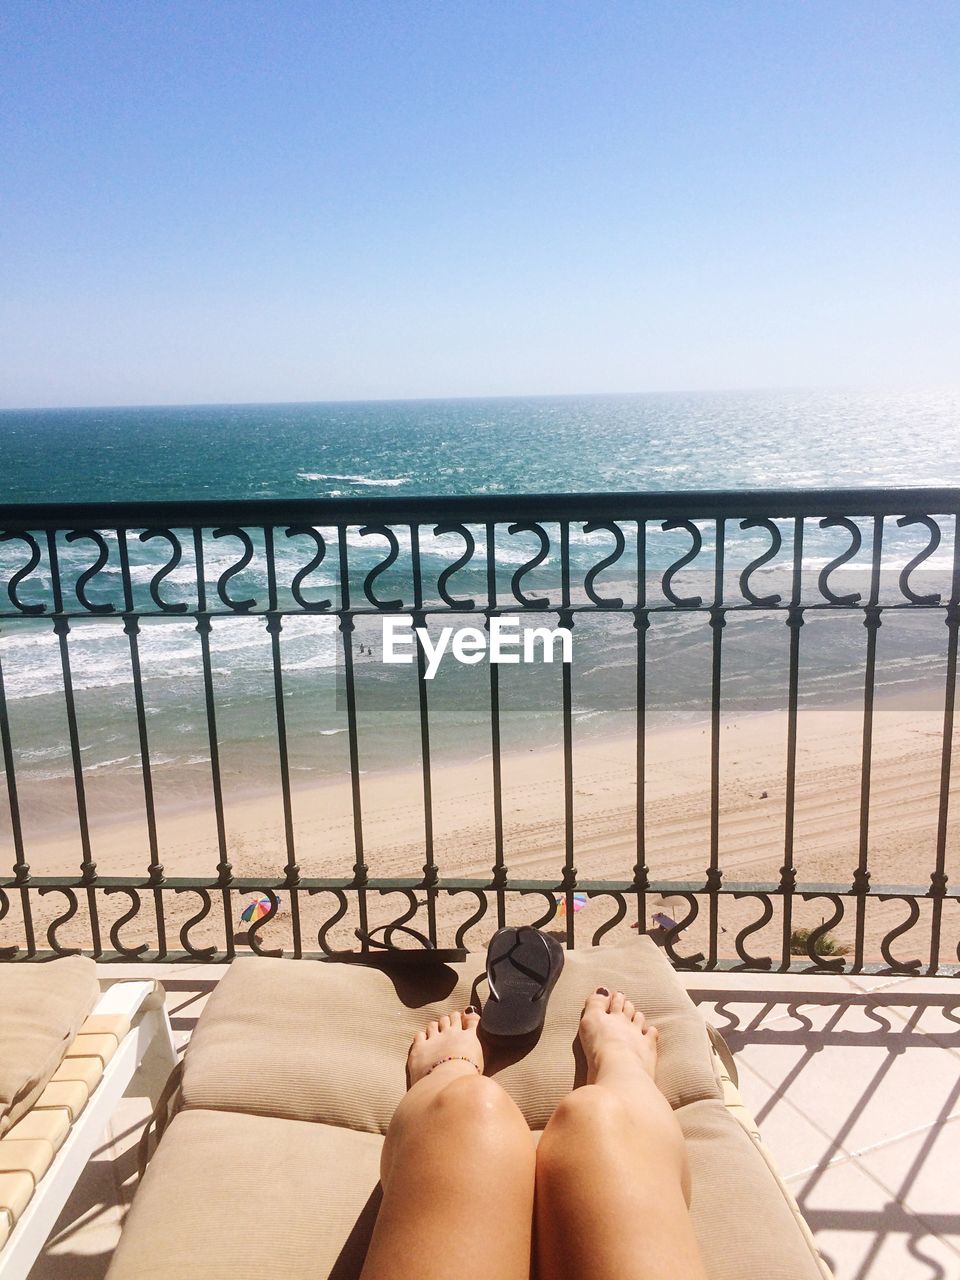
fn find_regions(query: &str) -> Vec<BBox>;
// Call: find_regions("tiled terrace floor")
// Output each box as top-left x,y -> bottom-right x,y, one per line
27,966 -> 960,1280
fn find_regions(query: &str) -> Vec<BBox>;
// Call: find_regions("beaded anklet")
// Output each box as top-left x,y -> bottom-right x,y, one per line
425,1055 -> 481,1075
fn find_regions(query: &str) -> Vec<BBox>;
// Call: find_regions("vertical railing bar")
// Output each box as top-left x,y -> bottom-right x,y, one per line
192,526 -> 233,958
486,521 -> 498,611
410,522 -> 437,945
117,527 -> 135,615
486,522 -> 506,927
868,512 -> 884,609
560,519 -> 571,611
559,519 -> 575,947
0,638 -> 35,955
706,516 -> 726,967
46,528 -> 64,615
337,523 -> 368,948
780,516 -> 804,970
47,530 -> 101,956
411,522 -> 424,614
634,519 -> 649,932
0,642 -> 27,878
791,513 -> 805,608
264,525 -> 301,958
265,523 -> 279,613
929,512 -> 960,972
118,527 -> 166,957
854,513 -> 884,970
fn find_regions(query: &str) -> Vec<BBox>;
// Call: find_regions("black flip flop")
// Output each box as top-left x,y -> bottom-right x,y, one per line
480,926 -> 564,1041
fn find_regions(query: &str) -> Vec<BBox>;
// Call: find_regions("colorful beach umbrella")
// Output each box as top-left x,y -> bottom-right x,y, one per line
240,895 -> 279,925
555,893 -> 589,916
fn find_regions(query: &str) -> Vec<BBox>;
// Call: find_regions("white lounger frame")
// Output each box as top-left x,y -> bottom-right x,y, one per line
0,980 -> 177,1280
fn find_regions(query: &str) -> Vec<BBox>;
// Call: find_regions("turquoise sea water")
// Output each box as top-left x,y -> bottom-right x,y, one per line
2,389 -> 958,503
0,389 -> 958,830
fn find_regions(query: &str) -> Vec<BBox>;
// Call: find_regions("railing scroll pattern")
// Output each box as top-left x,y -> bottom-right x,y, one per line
0,489 -> 958,974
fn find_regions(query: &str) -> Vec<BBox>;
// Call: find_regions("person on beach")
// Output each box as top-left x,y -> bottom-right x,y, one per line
360,986 -> 709,1280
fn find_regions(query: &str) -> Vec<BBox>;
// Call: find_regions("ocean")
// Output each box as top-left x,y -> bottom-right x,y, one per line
0,388 -> 958,833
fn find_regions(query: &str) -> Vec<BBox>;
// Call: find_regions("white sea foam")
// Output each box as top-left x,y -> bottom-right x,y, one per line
297,472 -> 411,487
344,526 -> 413,551
799,554 -> 956,574
0,610 -> 341,698
86,754 -> 139,772
283,652 -> 337,672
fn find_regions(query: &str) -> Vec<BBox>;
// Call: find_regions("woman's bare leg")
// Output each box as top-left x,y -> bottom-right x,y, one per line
535,988 -> 708,1280
361,1008 -> 535,1280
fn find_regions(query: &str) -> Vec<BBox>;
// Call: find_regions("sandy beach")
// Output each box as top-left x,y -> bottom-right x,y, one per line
5,696 -> 957,965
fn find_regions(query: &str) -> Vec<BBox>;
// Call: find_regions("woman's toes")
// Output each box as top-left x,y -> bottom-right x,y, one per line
407,1007 -> 485,1086
584,988 -> 610,1013
610,989 -> 626,1014
623,998 -> 636,1020
464,1007 -> 480,1028
631,1008 -> 645,1027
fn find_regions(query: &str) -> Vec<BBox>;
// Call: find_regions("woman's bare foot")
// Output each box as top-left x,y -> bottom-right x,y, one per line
578,987 -> 659,1087
578,987 -> 691,1202
407,1008 -> 483,1086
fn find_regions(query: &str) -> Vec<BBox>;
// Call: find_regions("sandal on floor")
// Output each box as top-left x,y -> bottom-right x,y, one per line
479,926 -> 564,1041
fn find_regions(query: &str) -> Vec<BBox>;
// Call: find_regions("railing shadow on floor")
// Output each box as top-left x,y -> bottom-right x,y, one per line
693,986 -> 960,1279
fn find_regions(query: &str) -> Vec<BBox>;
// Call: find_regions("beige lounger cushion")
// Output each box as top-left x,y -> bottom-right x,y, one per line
108,939 -> 828,1280
679,1097 -> 829,1279
183,937 -> 721,1131
107,1099 -> 821,1280
0,956 -> 99,1138
108,1109 -> 383,1280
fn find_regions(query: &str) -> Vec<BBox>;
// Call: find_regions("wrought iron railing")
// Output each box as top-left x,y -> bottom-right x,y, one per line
0,489 -> 957,973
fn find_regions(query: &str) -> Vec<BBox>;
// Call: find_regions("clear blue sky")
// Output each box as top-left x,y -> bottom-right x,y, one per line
2,0 -> 958,408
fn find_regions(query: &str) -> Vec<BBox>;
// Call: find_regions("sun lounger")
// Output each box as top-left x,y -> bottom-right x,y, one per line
106,938 -> 832,1280
0,959 -> 176,1280
706,1022 -> 829,1274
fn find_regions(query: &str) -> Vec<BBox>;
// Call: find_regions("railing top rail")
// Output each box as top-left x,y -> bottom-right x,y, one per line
1,486 -> 960,528
2,483 -> 958,972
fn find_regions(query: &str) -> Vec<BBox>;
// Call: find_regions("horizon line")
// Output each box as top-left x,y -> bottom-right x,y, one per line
2,381 -> 957,415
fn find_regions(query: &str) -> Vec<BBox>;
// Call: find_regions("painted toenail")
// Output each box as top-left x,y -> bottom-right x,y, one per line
596,986 -> 609,996
465,1005 -> 478,1015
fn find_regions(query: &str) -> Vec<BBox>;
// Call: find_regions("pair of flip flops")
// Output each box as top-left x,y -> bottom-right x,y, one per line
479,925 -> 564,1041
